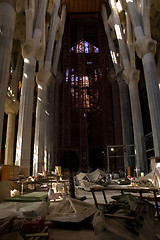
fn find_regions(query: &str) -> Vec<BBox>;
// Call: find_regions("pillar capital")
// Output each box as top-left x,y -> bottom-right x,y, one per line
36,68 -> 52,87
5,97 -> 19,115
0,0 -> 24,11
122,67 -> 140,85
22,38 -> 43,61
135,36 -> 157,59
0,0 -> 15,7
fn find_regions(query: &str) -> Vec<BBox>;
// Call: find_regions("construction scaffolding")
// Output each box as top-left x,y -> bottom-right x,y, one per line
60,15 -> 121,171
106,144 -> 135,174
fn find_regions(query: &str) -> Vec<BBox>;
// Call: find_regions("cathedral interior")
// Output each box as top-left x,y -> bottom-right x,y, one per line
0,0 -> 160,177
1,1 -> 160,239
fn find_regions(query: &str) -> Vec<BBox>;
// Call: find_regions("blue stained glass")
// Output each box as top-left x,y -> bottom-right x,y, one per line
95,47 -> 99,53
66,68 -> 69,82
84,41 -> 89,53
70,41 -> 99,53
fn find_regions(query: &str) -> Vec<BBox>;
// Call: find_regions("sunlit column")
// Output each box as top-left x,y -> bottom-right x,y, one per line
126,0 -> 160,157
5,51 -> 23,165
33,70 -> 52,176
101,3 -> 134,172
109,0 -> 147,174
4,97 -> 19,165
0,1 -> 16,158
33,0 -> 60,175
15,0 -> 47,169
47,3 -> 66,170
44,0 -> 61,71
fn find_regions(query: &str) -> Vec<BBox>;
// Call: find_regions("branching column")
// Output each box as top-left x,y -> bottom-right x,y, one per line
50,4 -> 66,169
126,0 -> 160,157
33,0 -> 60,176
109,0 -> 147,174
15,0 -> 48,169
102,3 -> 134,171
4,53 -> 23,165
0,1 -> 16,157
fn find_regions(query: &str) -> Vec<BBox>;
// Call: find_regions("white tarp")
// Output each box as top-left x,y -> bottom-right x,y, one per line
76,169 -> 107,185
86,169 -> 106,182
0,201 -> 48,220
76,169 -> 108,191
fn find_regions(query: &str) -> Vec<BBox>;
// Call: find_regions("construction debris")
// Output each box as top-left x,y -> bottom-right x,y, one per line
131,162 -> 160,188
76,169 -> 111,191
93,195 -> 157,240
46,196 -> 97,222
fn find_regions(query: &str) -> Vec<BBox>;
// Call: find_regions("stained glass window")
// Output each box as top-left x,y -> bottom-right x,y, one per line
66,68 -> 69,82
70,41 -> 99,53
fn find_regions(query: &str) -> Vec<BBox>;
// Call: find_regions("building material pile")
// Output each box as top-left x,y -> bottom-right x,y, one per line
131,161 -> 160,188
46,196 -> 97,222
76,169 -> 110,191
0,191 -> 49,239
93,194 -> 157,240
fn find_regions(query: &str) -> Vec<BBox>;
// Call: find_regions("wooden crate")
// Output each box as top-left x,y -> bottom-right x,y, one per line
0,181 -> 11,202
1,165 -> 20,181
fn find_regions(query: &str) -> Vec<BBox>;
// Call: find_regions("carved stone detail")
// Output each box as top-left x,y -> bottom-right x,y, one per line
22,38 -> 43,60
36,68 -> 52,86
122,67 -> 140,85
135,36 -> 157,59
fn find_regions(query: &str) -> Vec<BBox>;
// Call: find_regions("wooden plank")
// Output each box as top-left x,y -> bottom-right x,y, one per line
25,232 -> 48,237
29,226 -> 48,240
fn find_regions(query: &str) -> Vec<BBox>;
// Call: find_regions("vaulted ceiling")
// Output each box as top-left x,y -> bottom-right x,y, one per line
13,0 -> 160,66
64,0 -> 104,13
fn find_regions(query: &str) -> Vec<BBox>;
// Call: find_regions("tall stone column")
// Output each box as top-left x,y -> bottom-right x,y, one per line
101,3 -> 134,172
117,75 -> 134,171
109,0 -> 147,174
15,0 -> 48,168
49,3 -> 66,169
46,77 -> 56,172
33,0 -> 61,176
5,113 -> 16,165
52,4 -> 67,76
0,1 -> 16,158
126,1 -> 160,157
33,70 -> 52,176
123,67 -> 147,173
4,52 -> 23,165
4,97 -> 19,165
52,72 -> 63,168
43,1 -> 64,173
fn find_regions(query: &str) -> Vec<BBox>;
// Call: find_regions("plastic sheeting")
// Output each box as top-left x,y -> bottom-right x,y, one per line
0,201 -> 48,219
